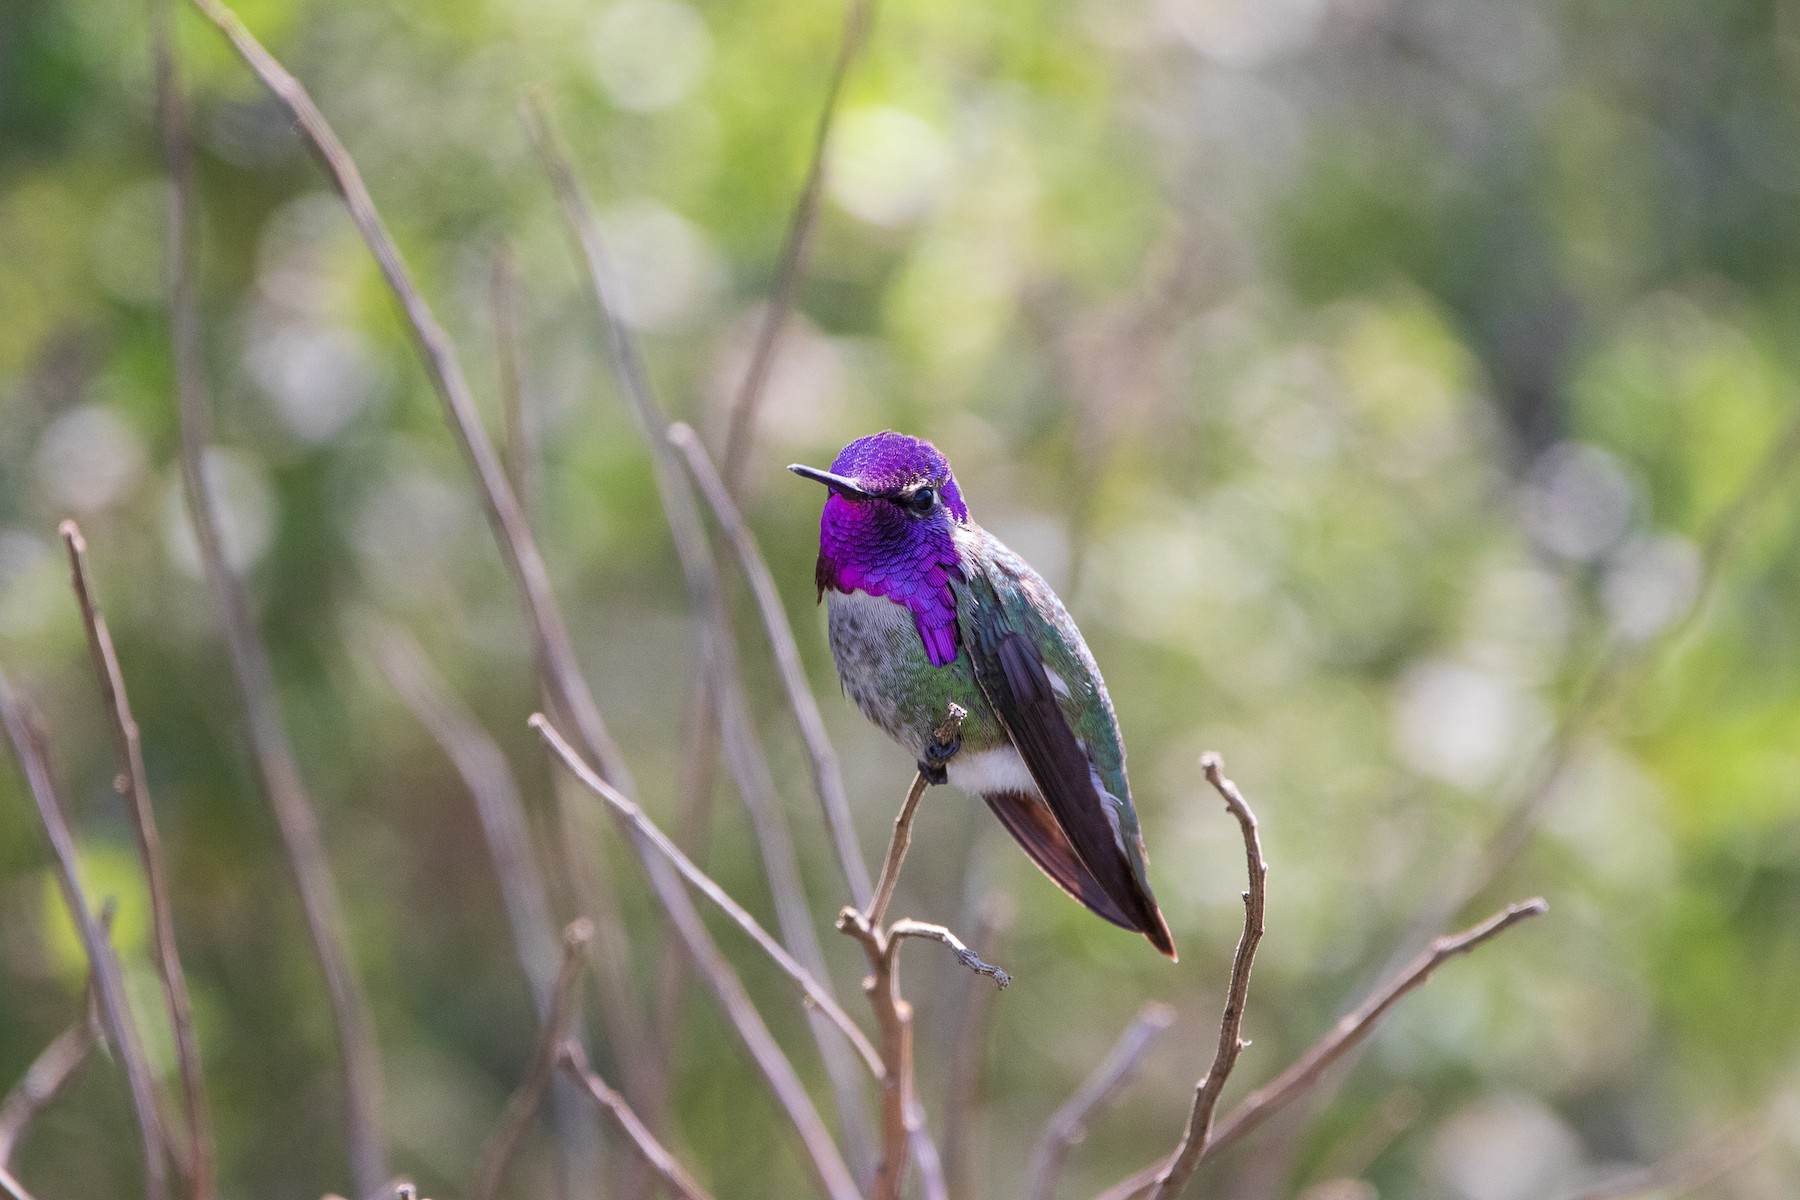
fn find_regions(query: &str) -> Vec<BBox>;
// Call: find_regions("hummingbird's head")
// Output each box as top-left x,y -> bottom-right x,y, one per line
789,432 -> 969,666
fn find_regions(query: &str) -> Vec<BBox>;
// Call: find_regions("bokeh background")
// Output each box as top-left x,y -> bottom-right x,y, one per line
4,0 -> 1800,1196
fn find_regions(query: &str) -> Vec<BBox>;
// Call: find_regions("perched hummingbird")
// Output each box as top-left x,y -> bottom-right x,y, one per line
791,432 -> 1177,959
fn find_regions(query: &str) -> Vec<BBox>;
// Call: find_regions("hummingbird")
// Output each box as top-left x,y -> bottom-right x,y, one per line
791,432 -> 1176,959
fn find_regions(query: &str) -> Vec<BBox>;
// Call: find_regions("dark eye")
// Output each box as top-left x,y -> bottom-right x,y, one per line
908,487 -> 937,514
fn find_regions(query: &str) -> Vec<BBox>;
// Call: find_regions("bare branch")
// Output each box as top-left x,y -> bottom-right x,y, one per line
184,0 -> 632,798
522,94 -> 880,1180
1027,1003 -> 1175,1200
887,921 -> 1010,989
0,904 -> 114,1169
1097,899 -> 1550,1200
532,715 -> 880,1077
0,1165 -> 39,1200
866,705 -> 965,932
1149,753 -> 1267,1200
717,0 -> 877,492
471,920 -> 593,1200
668,422 -> 873,906
0,1020 -> 94,1168
530,715 -> 863,1200
157,5 -> 388,1192
0,677 -> 169,1200
558,1044 -> 717,1200
837,709 -> 976,1200
61,521 -> 217,1200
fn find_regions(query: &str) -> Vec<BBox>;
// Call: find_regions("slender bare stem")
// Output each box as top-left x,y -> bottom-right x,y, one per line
837,707 -> 984,1200
183,0 -> 632,798
718,0 -> 877,493
0,678 -> 169,1200
558,1044 -> 717,1200
0,1021 -> 94,1168
531,715 -> 863,1200
0,906 -> 113,1169
533,715 -> 881,1077
1096,898 -> 1550,1200
1149,754 -> 1267,1200
0,1166 -> 38,1200
864,703 -> 963,933
669,422 -> 873,906
471,920 -> 593,1200
1556,1126 -> 1763,1200
887,921 -> 1010,989
523,95 -> 881,1181
1027,1002 -> 1175,1200
60,522 -> 216,1200
156,5 -> 389,1192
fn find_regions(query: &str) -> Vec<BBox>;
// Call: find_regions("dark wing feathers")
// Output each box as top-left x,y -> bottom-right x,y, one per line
964,592 -> 1175,958
982,790 -> 1137,931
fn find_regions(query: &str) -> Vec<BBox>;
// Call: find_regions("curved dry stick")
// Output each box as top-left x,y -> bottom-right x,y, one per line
1149,754 -> 1267,1200
470,920 -> 593,1200
522,96 -> 880,1182
61,522 -> 216,1200
557,1044 -> 716,1200
718,0 -> 877,493
532,716 -> 862,1200
1096,898 -> 1550,1200
156,5 -> 388,1192
533,715 -> 881,1078
0,1019 -> 94,1168
0,679 -> 168,1200
668,423 -> 873,907
1027,1002 -> 1175,1200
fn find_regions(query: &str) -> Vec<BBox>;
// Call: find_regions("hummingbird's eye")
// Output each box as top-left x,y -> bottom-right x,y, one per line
908,487 -> 937,514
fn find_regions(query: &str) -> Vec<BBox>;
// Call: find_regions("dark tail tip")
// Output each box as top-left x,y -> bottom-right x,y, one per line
1146,915 -> 1178,961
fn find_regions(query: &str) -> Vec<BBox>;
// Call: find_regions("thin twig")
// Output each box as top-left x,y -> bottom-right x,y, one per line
1026,1002 -> 1176,1200
1096,899 -> 1550,1200
558,1044 -> 717,1200
1150,754 -> 1268,1200
0,1166 -> 38,1200
0,1021 -> 94,1168
60,521 -> 216,1200
187,0 -> 694,1137
157,5 -> 388,1193
887,921 -> 1010,989
470,920 -> 593,1200
0,906 -> 114,1169
523,94 -> 880,1184
864,703 -> 964,932
532,715 -> 881,1077
531,715 -> 863,1200
0,677 -> 169,1200
669,422 -> 873,906
718,0 -> 877,494
837,707 -> 977,1200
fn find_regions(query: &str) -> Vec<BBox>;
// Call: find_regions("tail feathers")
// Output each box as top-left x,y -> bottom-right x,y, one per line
984,790 -> 1178,960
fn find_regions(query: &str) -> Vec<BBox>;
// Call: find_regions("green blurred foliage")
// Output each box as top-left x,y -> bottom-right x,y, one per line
3,0 -> 1800,1197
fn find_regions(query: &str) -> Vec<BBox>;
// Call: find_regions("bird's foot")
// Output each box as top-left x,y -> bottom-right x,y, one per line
917,731 -> 961,786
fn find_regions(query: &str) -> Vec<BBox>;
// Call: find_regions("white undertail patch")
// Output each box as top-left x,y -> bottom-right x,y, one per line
947,745 -> 1039,798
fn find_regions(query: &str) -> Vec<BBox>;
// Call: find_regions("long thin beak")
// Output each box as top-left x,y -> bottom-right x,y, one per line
788,464 -> 877,501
